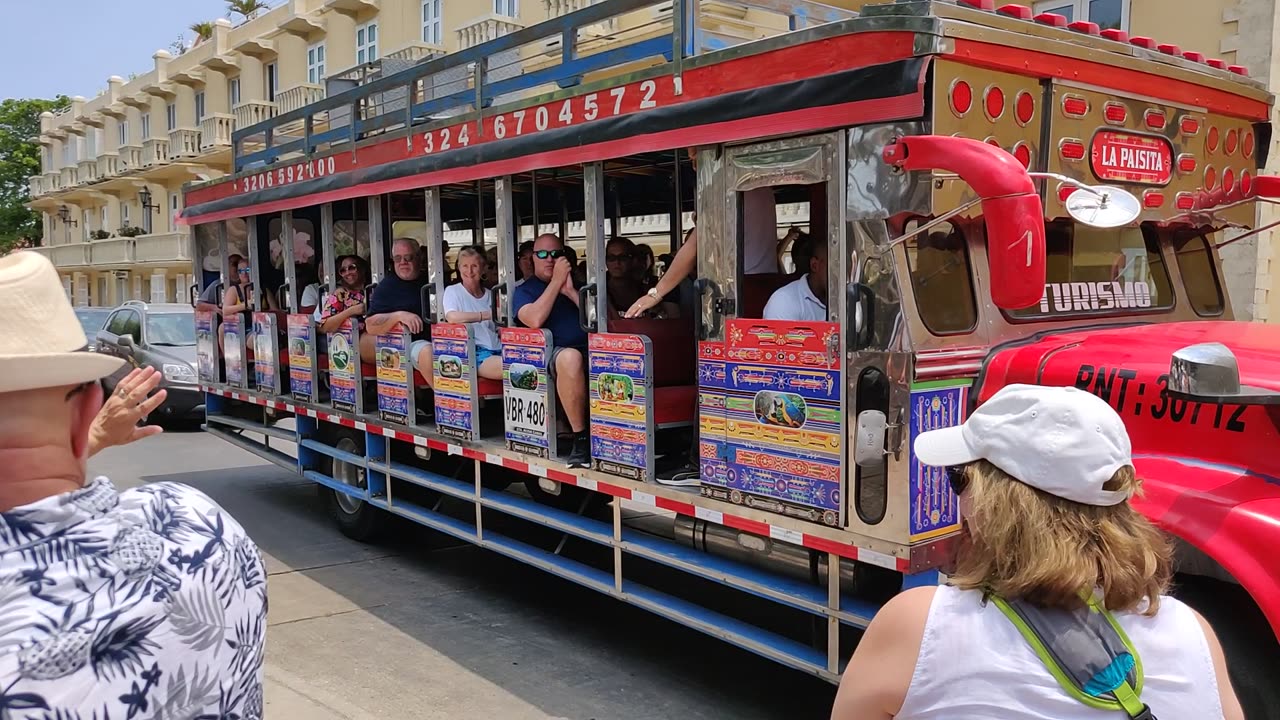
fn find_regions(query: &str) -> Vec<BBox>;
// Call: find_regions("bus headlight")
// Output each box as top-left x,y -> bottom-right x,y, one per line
163,363 -> 197,384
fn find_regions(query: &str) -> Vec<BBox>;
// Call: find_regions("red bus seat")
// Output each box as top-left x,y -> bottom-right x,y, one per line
478,377 -> 503,398
608,317 -> 696,426
740,272 -> 794,319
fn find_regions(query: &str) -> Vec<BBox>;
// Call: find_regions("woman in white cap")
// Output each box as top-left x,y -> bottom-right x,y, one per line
830,384 -> 1243,720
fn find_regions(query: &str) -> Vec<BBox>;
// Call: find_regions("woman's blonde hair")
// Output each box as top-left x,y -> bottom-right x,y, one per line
950,461 -> 1173,615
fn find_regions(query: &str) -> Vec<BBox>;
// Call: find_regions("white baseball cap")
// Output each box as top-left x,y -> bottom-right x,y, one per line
914,384 -> 1134,507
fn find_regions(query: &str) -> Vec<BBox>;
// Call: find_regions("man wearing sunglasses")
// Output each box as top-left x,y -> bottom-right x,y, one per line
362,238 -> 434,391
195,253 -> 243,316
512,233 -> 590,467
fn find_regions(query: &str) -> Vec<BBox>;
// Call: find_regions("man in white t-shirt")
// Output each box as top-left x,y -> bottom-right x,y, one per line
763,236 -> 827,321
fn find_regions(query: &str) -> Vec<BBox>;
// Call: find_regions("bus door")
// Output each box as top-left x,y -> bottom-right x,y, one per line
698,133 -> 848,528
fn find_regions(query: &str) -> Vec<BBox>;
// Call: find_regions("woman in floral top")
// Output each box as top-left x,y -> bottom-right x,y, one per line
318,254 -> 370,334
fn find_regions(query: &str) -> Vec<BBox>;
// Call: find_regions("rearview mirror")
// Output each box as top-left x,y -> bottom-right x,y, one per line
854,410 -> 887,467
117,335 -> 134,350
1169,342 -> 1280,405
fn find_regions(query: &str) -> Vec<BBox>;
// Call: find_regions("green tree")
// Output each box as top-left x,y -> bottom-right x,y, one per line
226,0 -> 269,21
0,96 -> 69,254
190,21 -> 216,43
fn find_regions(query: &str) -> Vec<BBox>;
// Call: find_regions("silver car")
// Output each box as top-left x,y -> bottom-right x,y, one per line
95,301 -> 203,422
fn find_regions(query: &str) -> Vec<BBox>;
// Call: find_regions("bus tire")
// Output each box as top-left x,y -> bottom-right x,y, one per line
316,426 -> 385,543
1175,575 -> 1280,719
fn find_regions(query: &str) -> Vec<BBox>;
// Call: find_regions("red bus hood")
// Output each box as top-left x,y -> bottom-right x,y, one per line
979,320 -> 1280,635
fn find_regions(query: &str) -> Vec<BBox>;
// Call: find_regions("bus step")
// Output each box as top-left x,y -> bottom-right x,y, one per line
206,413 -> 297,442
205,426 -> 298,471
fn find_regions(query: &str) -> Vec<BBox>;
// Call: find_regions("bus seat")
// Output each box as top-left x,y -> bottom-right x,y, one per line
608,317 -> 696,427
741,273 -> 793,319
477,377 -> 503,398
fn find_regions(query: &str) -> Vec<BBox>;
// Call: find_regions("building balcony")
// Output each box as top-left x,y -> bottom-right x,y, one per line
119,145 -> 143,173
276,84 -> 325,115
384,42 -> 447,64
199,114 -> 235,151
27,246 -> 54,261
52,242 -> 90,268
97,152 -> 120,179
142,138 -> 170,167
233,100 -> 277,130
60,166 -> 79,188
77,159 -> 98,184
28,176 -> 44,198
169,128 -> 202,159
457,14 -> 524,50
134,231 -> 190,265
89,237 -> 135,266
44,171 -> 61,193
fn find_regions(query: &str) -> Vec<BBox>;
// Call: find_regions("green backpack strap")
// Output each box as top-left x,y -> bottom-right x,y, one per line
990,594 -> 1156,720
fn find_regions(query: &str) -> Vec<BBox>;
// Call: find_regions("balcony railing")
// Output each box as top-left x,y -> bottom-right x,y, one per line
52,243 -> 90,268
169,128 -> 202,159
233,100 -> 277,129
90,237 -> 136,266
60,166 -> 79,188
78,159 -> 98,184
142,138 -> 170,167
44,171 -> 61,192
134,231 -> 190,264
119,145 -> 143,172
28,176 -> 44,198
27,246 -> 54,261
199,114 -> 235,151
385,42 -> 447,64
277,84 -> 325,115
97,152 -> 120,179
457,14 -> 524,49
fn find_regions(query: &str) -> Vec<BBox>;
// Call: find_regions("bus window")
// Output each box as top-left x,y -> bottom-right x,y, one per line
1173,232 -> 1225,317
904,220 -> 977,335
1007,222 -> 1173,319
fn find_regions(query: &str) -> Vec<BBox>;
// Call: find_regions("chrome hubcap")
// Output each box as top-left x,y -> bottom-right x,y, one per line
333,437 -> 366,515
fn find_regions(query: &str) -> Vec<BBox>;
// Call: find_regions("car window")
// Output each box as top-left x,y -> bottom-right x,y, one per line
77,310 -> 111,335
903,219 -> 978,334
147,313 -> 197,346
120,311 -> 142,344
1173,232 -> 1225,316
105,311 -> 130,336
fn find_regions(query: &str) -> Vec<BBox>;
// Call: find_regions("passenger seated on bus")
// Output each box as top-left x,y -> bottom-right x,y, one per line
442,247 -> 502,381
318,255 -> 369,335
362,237 -> 434,388
634,243 -> 657,287
605,237 -> 646,314
196,253 -> 242,316
222,257 -> 280,315
484,247 -> 500,289
512,233 -> 591,468
297,262 -> 322,315
515,240 -> 534,286
763,236 -> 828,322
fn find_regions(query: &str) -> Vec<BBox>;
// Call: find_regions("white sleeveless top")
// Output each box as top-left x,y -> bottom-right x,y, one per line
897,585 -> 1223,720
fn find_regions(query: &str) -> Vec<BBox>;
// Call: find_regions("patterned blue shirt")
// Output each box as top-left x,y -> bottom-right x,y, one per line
0,477 -> 267,719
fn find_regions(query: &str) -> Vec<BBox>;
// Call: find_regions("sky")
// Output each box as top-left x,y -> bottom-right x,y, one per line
0,0 -> 257,101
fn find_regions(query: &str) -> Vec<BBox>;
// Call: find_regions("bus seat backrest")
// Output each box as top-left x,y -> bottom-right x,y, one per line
741,273 -> 793,319
608,318 -> 695,387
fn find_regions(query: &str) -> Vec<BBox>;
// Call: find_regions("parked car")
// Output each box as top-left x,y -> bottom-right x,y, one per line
96,301 -> 203,422
74,307 -> 113,351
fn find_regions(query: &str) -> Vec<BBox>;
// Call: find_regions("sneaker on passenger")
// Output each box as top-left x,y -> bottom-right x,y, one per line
566,432 -> 591,468
656,461 -> 700,487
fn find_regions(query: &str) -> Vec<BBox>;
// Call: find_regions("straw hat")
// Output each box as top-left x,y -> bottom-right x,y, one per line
0,252 -> 124,393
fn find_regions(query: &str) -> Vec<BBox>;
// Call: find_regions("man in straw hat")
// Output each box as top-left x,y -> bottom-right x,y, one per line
0,252 -> 267,716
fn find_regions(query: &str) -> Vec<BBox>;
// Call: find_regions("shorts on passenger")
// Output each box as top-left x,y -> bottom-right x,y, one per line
476,347 -> 499,365
409,339 -> 431,360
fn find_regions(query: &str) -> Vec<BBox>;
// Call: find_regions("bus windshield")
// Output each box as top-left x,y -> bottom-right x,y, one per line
1007,221 -> 1174,319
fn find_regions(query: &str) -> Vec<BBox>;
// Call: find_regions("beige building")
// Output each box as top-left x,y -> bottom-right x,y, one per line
26,0 -> 1280,321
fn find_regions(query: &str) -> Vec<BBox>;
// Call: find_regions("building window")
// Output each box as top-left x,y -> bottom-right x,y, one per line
118,120 -> 129,146
86,129 -> 99,158
122,203 -> 130,226
265,62 -> 278,101
165,103 -> 177,131
194,91 -> 206,121
494,0 -> 518,17
1032,0 -> 1127,30
100,206 -> 107,230
229,77 -> 241,107
422,0 -> 442,45
141,114 -> 151,140
307,41 -> 326,84
357,20 -> 379,64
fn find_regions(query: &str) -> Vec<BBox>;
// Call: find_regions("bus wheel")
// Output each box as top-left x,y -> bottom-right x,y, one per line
1176,574 -> 1280,719
317,427 -> 384,542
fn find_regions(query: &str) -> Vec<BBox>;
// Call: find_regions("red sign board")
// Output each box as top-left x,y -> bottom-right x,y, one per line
1090,131 -> 1173,186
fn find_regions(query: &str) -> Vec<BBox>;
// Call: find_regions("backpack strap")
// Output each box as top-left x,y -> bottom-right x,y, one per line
989,594 -> 1156,720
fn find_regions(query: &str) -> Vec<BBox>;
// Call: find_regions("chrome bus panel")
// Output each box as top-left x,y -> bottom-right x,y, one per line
695,146 -> 727,342
320,203 -> 337,294
425,187 -> 447,322
368,195 -> 386,285
281,210 -> 298,312
846,123 -> 931,222
584,162 -> 608,333
495,177 -> 517,326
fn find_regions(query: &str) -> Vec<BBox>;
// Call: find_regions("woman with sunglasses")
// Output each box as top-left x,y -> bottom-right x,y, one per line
831,384 -> 1241,720
222,257 -> 280,316
318,255 -> 370,334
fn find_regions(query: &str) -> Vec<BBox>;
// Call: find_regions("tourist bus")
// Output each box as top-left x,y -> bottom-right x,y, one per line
181,0 -> 1280,711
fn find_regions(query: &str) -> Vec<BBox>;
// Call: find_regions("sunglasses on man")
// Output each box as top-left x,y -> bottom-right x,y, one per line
533,249 -> 566,260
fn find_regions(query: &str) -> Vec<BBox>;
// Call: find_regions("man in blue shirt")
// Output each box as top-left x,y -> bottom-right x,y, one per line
361,237 -> 434,389
512,233 -> 590,467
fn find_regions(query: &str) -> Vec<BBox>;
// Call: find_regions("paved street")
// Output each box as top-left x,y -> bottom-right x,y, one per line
91,427 -> 838,720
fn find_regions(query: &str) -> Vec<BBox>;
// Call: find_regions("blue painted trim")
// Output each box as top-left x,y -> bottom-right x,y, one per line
375,460 -> 476,502
299,438 -> 367,468
304,469 -> 367,503
900,569 -> 942,590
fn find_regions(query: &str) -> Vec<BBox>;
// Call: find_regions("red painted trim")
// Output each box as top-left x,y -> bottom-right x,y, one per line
656,497 -> 698,516
598,481 -> 633,499
181,92 -> 923,225
723,514 -> 771,537
950,39 -> 1270,121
